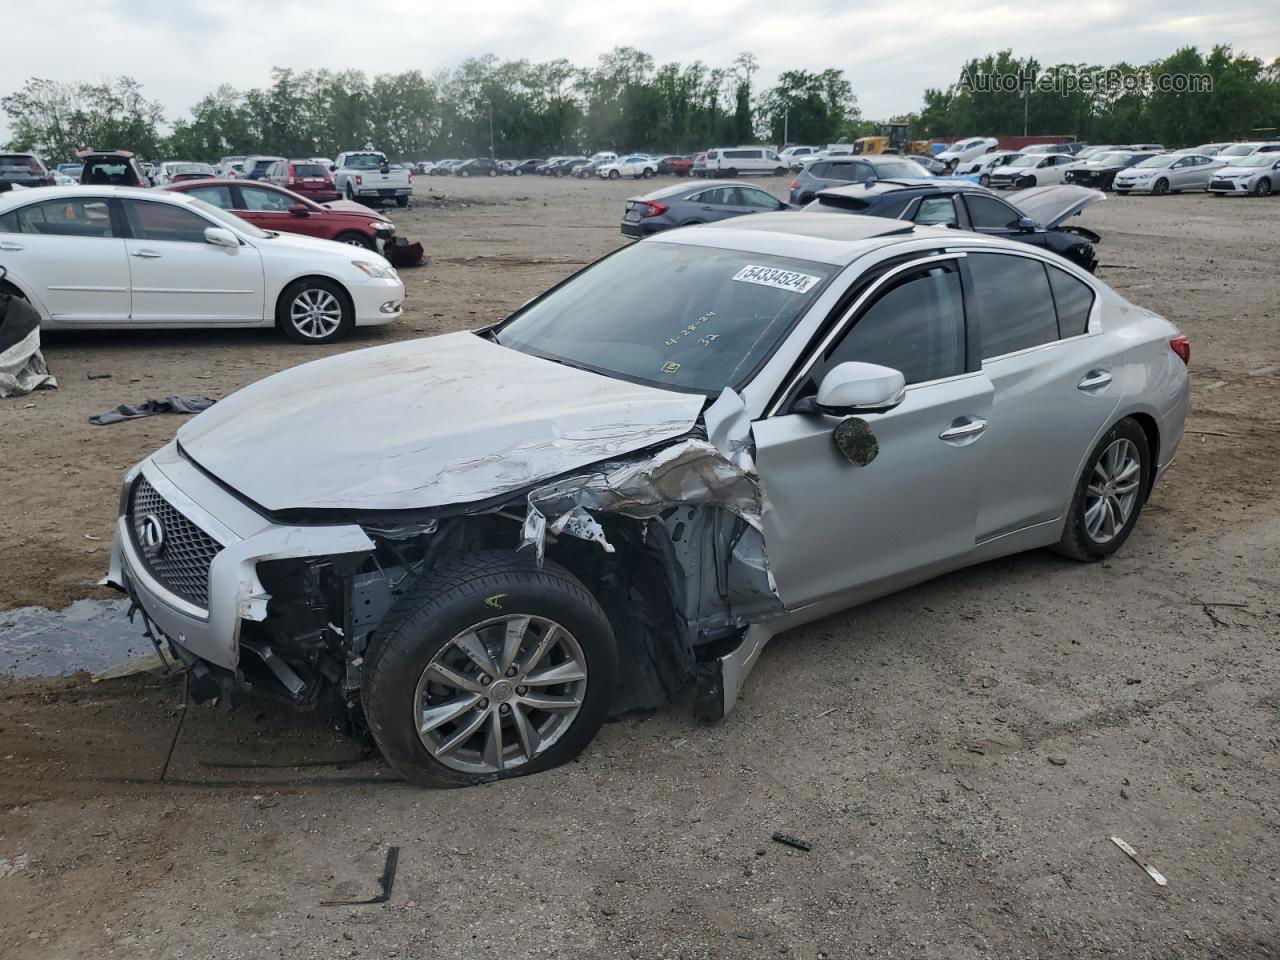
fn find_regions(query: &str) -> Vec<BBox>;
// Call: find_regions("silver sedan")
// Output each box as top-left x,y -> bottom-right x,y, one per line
108,213 -> 1190,786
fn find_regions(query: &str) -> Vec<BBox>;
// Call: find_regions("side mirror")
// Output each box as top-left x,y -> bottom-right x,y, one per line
795,362 -> 906,415
329,164 -> 337,172
1016,216 -> 1037,232
287,203 -> 310,217
204,226 -> 239,248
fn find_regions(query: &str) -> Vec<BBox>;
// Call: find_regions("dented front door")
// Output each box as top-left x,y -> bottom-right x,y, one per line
753,374 -> 993,610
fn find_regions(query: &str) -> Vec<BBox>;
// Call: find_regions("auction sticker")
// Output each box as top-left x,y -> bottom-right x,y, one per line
732,265 -> 821,294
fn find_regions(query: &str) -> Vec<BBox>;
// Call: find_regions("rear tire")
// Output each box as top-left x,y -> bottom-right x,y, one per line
344,181 -> 355,201
277,277 -> 354,344
395,196 -> 409,207
1054,418 -> 1151,561
774,166 -> 786,176
362,551 -> 618,788
725,168 -> 738,178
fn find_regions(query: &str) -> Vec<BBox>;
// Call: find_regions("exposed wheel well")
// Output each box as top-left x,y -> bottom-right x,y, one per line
0,279 -> 26,300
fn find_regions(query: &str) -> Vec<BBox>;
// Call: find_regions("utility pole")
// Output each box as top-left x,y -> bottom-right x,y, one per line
1022,86 -> 1030,137
783,105 -> 790,146
488,101 -> 495,159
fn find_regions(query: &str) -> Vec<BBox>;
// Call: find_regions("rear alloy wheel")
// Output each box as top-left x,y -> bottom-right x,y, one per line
362,551 -> 618,787
1253,178 -> 1273,197
335,231 -> 375,250
1055,418 -> 1150,561
278,277 -> 353,344
1152,178 -> 1169,196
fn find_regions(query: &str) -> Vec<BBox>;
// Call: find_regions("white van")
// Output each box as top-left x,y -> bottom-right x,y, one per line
704,147 -> 787,177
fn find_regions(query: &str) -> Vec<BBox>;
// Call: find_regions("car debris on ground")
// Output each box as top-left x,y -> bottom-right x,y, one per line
89,396 -> 216,425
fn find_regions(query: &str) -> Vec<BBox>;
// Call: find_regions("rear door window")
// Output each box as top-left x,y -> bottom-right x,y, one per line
184,186 -> 234,209
737,187 -> 785,210
5,198 -> 115,237
913,196 -> 958,226
968,253 -> 1058,358
964,194 -> 1023,230
240,186 -> 293,212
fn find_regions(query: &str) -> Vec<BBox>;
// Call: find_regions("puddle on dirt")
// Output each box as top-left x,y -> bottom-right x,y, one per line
0,599 -> 153,677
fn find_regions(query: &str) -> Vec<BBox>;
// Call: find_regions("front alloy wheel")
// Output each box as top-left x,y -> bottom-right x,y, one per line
277,277 -> 353,343
414,615 -> 588,774
362,551 -> 618,787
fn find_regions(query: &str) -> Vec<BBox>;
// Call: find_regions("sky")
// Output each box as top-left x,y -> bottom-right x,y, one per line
3,0 -> 1277,142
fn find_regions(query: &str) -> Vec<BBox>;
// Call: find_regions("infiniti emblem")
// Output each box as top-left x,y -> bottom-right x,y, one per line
139,513 -> 166,557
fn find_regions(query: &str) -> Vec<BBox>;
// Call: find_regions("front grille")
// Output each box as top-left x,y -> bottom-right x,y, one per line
1209,180 -> 1235,190
128,476 -> 223,609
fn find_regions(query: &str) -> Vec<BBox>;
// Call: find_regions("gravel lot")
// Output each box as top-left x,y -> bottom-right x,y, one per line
1,175 -> 1278,959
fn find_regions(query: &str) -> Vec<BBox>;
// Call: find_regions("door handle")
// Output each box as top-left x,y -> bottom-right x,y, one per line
0,241 -> 23,251
1077,369 -> 1112,391
131,249 -> 162,259
939,417 -> 988,442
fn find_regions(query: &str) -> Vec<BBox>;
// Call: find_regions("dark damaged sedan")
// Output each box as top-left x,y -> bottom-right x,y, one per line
807,180 -> 1105,272
109,213 -> 1188,787
621,180 -> 791,237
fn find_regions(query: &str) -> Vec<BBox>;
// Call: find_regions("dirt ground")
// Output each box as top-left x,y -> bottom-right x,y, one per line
1,176 -> 1278,959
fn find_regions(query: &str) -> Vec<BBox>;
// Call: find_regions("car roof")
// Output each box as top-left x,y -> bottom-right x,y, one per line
646,211 -> 917,266
638,179 -> 741,199
815,178 -> 956,198
0,185 -> 198,210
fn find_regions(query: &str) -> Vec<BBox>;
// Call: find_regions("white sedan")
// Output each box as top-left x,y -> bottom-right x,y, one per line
0,186 -> 404,343
987,153 -> 1076,189
597,155 -> 658,179
1112,153 -> 1224,195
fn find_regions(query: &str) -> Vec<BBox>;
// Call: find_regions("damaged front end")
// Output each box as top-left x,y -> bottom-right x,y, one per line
107,388 -> 785,727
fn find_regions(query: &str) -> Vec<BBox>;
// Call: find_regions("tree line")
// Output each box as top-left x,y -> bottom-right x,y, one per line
3,44 -> 1277,164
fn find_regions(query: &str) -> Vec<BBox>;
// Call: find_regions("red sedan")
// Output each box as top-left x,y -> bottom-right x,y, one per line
163,178 -> 407,256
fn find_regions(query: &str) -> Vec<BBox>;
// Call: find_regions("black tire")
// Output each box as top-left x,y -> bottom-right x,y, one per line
276,276 -> 354,344
344,181 -> 355,201
460,169 -> 470,178
1152,178 -> 1169,196
1115,190 -> 1130,195
395,195 -> 409,207
514,168 -> 523,177
979,173 -> 990,187
1055,418 -> 1151,562
642,168 -> 654,179
334,231 -> 375,250
774,166 -> 787,176
1253,178 -> 1272,197
725,168 -> 738,178
362,551 -> 618,788
487,169 -> 497,178
608,169 -> 620,180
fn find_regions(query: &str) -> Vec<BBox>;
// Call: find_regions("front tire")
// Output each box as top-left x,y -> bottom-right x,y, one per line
979,173 -> 990,186
514,168 -> 523,177
1152,178 -> 1169,196
608,170 -> 620,180
1055,418 -> 1151,561
334,231 -> 375,250
1253,178 -> 1272,197
277,277 -> 354,344
362,551 -> 618,787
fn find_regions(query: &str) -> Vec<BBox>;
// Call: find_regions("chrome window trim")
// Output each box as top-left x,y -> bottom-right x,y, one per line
765,251 -> 968,417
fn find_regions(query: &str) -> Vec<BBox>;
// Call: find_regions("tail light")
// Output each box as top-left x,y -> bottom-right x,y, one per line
355,175 -> 363,186
789,179 -> 798,190
1170,335 -> 1190,365
640,201 -> 668,218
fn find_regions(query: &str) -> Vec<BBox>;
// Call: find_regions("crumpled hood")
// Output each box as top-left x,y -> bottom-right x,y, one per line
177,332 -> 705,513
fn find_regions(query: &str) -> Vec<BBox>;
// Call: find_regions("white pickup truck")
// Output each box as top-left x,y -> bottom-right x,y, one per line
331,151 -> 413,207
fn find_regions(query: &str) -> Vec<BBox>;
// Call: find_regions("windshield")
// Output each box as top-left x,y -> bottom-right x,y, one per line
174,163 -> 213,175
1008,156 -> 1040,168
1094,153 -> 1133,166
344,154 -> 387,169
293,163 -> 328,177
182,195 -> 270,239
1219,144 -> 1255,156
495,242 -> 835,394
1134,155 -> 1174,168
870,159 -> 929,178
1232,154 -> 1275,168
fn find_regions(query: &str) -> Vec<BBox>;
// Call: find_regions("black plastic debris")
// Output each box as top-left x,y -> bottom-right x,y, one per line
771,832 -> 812,852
